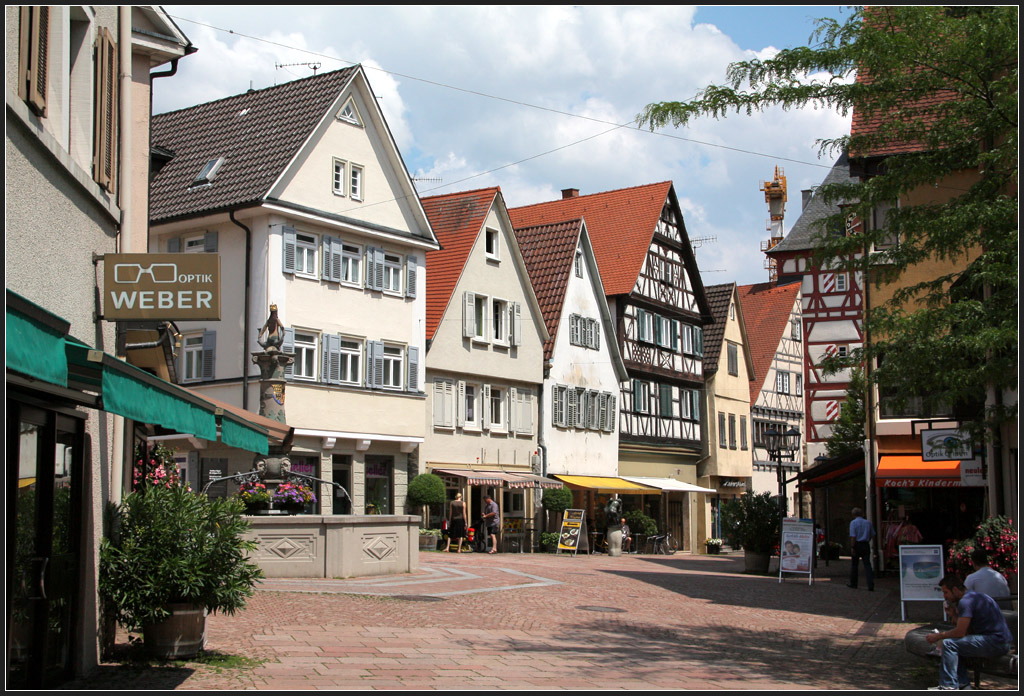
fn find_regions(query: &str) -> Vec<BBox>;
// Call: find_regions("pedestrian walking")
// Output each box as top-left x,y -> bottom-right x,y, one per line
482,493 -> 500,554
847,507 -> 875,591
444,493 -> 467,553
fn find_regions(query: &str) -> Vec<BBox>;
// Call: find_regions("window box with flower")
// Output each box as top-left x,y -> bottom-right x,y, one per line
236,481 -> 272,514
272,482 -> 317,514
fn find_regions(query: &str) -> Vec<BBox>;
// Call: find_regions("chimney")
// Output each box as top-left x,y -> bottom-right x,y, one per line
561,188 -> 579,199
802,189 -> 812,211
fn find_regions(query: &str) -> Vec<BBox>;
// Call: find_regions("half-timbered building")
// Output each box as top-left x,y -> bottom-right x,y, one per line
765,155 -> 864,466
738,281 -> 806,512
510,184 -> 714,552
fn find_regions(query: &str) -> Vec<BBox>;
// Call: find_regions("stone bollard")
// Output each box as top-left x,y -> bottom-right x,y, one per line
607,527 -> 623,557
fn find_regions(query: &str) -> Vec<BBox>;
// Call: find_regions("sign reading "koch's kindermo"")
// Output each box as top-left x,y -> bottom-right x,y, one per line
103,254 -> 220,320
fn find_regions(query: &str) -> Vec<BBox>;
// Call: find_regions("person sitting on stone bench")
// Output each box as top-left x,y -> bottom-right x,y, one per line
965,548 -> 1011,604
925,574 -> 1014,690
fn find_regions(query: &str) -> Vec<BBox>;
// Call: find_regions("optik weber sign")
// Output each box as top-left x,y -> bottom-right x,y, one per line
103,254 -> 220,320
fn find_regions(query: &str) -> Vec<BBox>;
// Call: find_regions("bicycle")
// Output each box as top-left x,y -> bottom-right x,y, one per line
649,531 -> 679,555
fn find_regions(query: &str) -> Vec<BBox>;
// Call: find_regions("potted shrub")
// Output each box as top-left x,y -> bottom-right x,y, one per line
99,483 -> 263,659
721,492 -> 781,573
418,528 -> 443,551
541,486 -> 572,533
625,509 -> 658,551
407,473 -> 447,528
236,480 -> 271,514
539,531 -> 559,553
705,538 -> 723,555
947,515 -> 1018,585
272,482 -> 316,513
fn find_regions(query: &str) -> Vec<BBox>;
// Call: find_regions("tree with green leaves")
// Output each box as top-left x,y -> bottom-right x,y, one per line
639,6 -> 1017,441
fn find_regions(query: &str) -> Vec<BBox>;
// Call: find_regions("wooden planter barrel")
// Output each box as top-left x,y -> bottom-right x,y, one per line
743,550 -> 771,574
142,603 -> 206,659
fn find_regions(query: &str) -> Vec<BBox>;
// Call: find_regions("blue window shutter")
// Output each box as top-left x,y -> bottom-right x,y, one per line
201,330 -> 216,381
282,328 -> 295,380
365,247 -> 377,289
374,248 -> 385,290
406,256 -> 418,298
406,345 -> 419,393
204,230 -> 218,252
373,341 -> 385,388
322,334 -> 340,384
167,237 -> 181,253
282,226 -> 297,274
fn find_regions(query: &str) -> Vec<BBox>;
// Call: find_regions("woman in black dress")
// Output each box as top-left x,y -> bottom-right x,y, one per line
445,493 -> 467,552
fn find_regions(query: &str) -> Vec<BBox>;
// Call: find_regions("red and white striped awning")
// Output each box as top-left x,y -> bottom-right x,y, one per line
430,468 -> 562,489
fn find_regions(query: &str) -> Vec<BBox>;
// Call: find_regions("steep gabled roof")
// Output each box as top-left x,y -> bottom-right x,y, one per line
150,67 -> 358,223
702,282 -> 755,379
513,218 -> 581,364
737,281 -> 801,404
508,182 -> 671,298
421,187 -> 500,341
769,153 -> 860,255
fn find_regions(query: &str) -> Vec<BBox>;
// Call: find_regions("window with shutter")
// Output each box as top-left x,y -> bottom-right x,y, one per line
729,414 -> 737,449
606,395 -> 617,432
94,26 -> 118,193
456,381 -> 466,427
433,380 -> 452,428
322,333 -> 341,384
201,330 -> 216,381
508,387 -> 518,432
463,291 -> 476,338
517,389 -> 533,435
511,303 -> 522,346
728,343 -> 738,376
719,413 -> 727,448
552,385 -> 567,427
567,388 -> 578,427
282,328 -> 295,379
19,6 -> 49,117
740,416 -> 748,450
659,384 -> 673,417
406,257 -> 418,298
406,346 -> 419,393
282,227 -> 298,275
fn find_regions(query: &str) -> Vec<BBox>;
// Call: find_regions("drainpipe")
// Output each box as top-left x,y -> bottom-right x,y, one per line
861,242 -> 880,571
230,211 -> 253,410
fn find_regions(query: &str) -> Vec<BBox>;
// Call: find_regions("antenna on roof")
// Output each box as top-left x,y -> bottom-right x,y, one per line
689,235 -> 717,250
412,177 -> 443,188
275,61 -> 322,75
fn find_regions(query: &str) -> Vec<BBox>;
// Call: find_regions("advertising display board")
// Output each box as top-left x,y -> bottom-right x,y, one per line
779,517 -> 814,584
898,544 -> 946,621
103,253 -> 221,320
556,509 -> 587,556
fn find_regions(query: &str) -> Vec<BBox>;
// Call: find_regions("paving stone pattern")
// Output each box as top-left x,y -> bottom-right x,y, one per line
64,552 -> 1017,691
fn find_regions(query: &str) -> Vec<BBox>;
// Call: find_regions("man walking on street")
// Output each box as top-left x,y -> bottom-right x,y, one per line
925,574 -> 1014,690
848,507 -> 874,591
482,494 -> 500,554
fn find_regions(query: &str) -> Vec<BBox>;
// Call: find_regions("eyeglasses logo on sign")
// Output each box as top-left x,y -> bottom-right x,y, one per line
104,253 -> 220,320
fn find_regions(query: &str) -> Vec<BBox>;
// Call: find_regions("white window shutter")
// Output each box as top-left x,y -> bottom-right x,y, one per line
607,395 -> 617,432
282,328 -> 295,379
457,381 -> 466,427
482,384 -> 491,431
512,302 -> 522,346
508,387 -> 518,432
463,292 -> 476,338
433,380 -> 446,427
519,389 -> 533,435
282,226 -> 297,274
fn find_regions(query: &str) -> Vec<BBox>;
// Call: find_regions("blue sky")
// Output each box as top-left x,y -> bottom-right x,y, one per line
159,6 -> 853,286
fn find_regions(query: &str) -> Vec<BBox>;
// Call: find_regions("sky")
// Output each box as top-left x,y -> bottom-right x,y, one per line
157,5 -> 854,287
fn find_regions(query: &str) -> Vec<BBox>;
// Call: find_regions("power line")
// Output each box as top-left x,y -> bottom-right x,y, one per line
167,14 -> 838,172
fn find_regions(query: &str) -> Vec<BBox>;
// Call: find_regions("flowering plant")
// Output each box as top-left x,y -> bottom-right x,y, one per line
132,442 -> 189,491
946,516 -> 1017,581
705,538 -> 723,547
236,480 -> 271,506
272,482 -> 316,508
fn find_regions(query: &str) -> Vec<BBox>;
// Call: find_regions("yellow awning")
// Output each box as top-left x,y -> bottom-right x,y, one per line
552,475 -> 660,493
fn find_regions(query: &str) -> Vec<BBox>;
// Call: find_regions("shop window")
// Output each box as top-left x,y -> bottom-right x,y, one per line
365,455 -> 393,514
332,455 -> 352,514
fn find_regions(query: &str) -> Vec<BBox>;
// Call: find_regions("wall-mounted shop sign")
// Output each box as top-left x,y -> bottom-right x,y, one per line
921,429 -> 973,462
103,253 -> 220,320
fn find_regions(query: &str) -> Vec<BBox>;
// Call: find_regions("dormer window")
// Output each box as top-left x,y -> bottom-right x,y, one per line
485,229 -> 499,261
337,96 -> 362,126
191,158 -> 224,188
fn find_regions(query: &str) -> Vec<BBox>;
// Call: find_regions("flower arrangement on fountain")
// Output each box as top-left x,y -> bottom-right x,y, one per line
272,482 -> 316,510
236,481 -> 272,511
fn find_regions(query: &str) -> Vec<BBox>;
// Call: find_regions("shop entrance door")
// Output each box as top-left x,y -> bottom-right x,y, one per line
7,401 -> 83,689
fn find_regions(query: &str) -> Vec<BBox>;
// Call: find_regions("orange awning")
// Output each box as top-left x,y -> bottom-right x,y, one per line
875,454 -> 962,488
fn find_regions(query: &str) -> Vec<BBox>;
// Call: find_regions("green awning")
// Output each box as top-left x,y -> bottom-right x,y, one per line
65,342 -> 269,455
220,413 -> 269,455
6,293 -> 70,387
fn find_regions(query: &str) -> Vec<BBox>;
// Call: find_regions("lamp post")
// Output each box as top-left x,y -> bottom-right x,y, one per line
764,426 -> 801,525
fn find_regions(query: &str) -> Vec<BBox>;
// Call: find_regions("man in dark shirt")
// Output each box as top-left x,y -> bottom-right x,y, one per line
482,494 -> 500,554
925,575 -> 1014,690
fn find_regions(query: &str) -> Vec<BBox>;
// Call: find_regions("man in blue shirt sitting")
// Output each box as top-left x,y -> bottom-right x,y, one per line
925,574 -> 1014,690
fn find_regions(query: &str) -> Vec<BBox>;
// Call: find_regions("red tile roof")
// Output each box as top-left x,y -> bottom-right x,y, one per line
421,188 -> 500,341
513,218 -> 583,362
508,183 -> 672,297
737,281 -> 800,404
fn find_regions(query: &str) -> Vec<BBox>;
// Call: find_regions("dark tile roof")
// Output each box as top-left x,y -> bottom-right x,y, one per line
702,282 -> 735,376
737,281 -> 801,404
421,188 -> 501,341
513,218 -> 583,363
150,67 -> 358,223
769,154 -> 859,255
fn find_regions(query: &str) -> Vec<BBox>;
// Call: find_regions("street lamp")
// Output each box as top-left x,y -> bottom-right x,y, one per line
764,426 -> 801,524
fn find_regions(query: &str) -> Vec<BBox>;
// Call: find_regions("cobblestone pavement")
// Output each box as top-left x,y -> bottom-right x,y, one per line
64,551 -> 1018,690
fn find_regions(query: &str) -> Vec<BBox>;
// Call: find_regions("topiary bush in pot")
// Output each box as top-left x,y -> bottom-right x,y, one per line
407,473 -> 447,525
